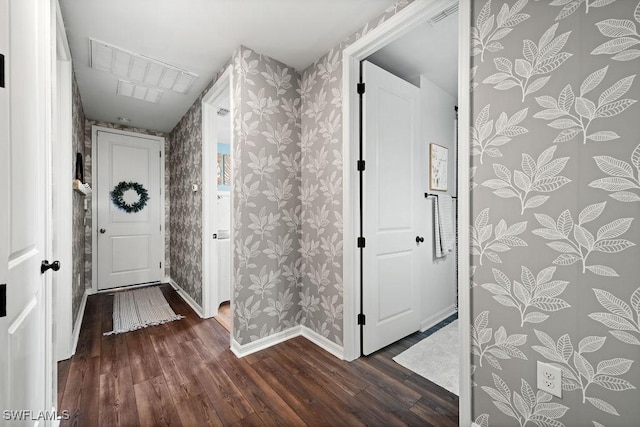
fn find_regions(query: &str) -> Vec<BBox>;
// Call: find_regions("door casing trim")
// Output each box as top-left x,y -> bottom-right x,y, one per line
201,65 -> 233,320
341,0 -> 472,424
90,125 -> 166,294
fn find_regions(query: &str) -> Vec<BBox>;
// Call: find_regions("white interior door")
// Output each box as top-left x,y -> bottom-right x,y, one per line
362,60 -> 422,355
96,130 -> 163,290
0,0 -> 54,423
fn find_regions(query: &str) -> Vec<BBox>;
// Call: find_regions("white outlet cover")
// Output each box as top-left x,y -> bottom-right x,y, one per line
537,361 -> 562,398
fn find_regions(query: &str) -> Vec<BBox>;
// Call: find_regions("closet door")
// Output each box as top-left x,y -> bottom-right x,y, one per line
96,130 -> 163,290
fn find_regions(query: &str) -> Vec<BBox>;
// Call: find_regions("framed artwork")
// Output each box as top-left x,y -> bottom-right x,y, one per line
430,143 -> 448,191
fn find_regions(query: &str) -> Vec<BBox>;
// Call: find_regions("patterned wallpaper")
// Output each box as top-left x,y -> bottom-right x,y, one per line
83,120 -> 168,291
71,72 -> 86,322
232,46 -> 303,345
299,0 -> 414,345
470,1 -> 640,425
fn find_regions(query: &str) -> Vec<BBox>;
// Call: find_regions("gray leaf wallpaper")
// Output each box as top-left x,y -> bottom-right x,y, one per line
471,0 -> 640,425
71,72 -> 86,322
299,0 -> 414,346
231,46 -> 303,344
168,81 -> 211,306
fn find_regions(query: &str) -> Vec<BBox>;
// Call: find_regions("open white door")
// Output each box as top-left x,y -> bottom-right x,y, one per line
362,60 -> 422,355
0,0 -> 56,424
96,129 -> 163,290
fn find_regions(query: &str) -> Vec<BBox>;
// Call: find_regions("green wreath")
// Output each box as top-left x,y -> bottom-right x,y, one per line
110,181 -> 150,213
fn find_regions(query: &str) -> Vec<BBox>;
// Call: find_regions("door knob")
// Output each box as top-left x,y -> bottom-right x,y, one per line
416,236 -> 425,243
100,228 -> 106,234
41,260 -> 61,274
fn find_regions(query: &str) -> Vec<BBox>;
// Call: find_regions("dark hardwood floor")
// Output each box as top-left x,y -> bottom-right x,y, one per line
58,284 -> 459,426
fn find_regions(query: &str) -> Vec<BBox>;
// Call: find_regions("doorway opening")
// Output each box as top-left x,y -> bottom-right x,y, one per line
361,4 -> 459,355
342,0 -> 471,423
202,66 -> 234,335
91,127 -> 166,292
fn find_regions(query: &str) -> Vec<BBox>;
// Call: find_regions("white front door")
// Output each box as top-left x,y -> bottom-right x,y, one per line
96,130 -> 163,290
362,60 -> 422,355
0,0 -> 55,423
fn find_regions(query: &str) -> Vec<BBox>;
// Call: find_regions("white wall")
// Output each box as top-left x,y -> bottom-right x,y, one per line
418,74 -> 457,330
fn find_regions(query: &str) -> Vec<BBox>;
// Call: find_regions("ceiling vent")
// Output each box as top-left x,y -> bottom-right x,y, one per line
117,79 -> 163,103
90,38 -> 198,95
429,2 -> 458,24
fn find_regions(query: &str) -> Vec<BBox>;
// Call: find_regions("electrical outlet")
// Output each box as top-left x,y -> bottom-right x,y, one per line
537,361 -> 562,398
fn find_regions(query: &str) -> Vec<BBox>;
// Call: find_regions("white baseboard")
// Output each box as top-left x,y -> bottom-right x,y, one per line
420,304 -> 457,332
300,326 -> 344,360
229,324 -> 345,360
71,289 -> 89,356
167,277 -> 204,318
231,326 -> 302,358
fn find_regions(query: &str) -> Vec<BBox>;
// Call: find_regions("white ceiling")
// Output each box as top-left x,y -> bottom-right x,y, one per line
366,11 -> 458,97
59,0 -> 397,132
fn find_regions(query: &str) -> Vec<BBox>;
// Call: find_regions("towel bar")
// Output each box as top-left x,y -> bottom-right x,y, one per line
425,192 -> 457,199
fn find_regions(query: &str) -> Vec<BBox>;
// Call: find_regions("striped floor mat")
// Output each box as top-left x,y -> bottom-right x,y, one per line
104,286 -> 184,335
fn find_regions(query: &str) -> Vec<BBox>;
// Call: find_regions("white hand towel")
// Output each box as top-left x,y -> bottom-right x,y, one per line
434,196 -> 443,258
433,195 -> 455,258
438,195 -> 455,254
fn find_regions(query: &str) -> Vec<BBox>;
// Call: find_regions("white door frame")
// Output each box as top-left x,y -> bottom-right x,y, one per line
201,65 -> 233,319
341,0 -> 472,424
45,0 -> 57,417
53,0 -> 73,362
91,125 -> 166,293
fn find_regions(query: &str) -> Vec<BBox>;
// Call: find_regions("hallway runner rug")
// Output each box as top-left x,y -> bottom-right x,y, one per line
393,320 -> 459,395
104,286 -> 184,335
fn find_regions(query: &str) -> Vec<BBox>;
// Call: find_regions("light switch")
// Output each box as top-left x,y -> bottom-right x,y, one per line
192,184 -> 198,192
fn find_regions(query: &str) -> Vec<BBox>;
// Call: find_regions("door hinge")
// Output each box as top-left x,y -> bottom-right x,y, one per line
357,237 -> 366,248
159,262 -> 162,269
357,313 -> 366,325
357,160 -> 365,171
0,54 -> 5,89
357,82 -> 365,95
160,224 -> 162,231
159,151 -> 162,158
0,284 -> 6,317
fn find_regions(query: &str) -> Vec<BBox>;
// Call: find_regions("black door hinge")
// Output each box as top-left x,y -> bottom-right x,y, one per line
357,313 -> 366,325
0,284 -> 6,318
357,160 -> 365,171
159,262 -> 162,269
357,82 -> 365,95
0,54 -> 5,89
357,237 -> 366,248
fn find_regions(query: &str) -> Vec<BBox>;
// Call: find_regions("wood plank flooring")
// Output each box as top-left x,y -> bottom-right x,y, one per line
214,301 -> 232,332
58,285 -> 458,426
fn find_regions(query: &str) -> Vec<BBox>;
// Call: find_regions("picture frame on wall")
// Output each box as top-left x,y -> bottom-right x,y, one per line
430,143 -> 448,191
